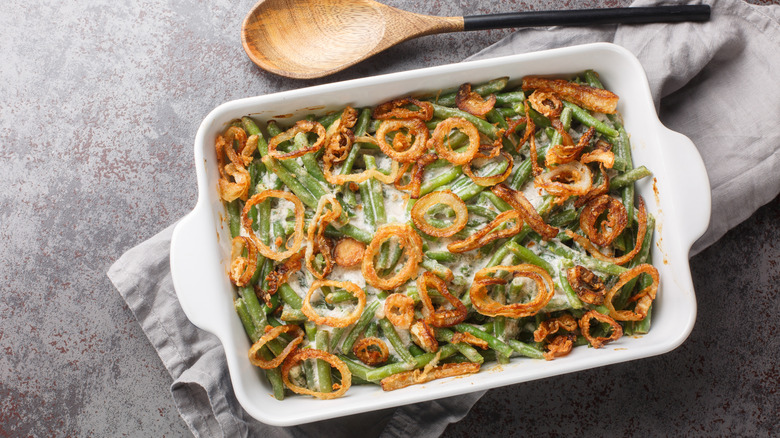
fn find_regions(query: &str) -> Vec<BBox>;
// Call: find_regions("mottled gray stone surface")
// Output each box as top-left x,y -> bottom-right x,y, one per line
0,0 -> 776,436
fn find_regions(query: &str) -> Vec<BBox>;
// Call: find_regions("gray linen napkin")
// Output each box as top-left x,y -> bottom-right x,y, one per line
108,0 -> 779,436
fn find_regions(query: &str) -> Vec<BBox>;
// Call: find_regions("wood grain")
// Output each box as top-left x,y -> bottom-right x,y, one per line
241,0 -> 463,79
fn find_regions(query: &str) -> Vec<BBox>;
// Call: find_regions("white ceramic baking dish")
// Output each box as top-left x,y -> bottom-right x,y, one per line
170,42 -> 710,426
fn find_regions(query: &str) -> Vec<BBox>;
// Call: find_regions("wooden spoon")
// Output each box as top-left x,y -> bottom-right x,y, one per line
241,0 -> 710,79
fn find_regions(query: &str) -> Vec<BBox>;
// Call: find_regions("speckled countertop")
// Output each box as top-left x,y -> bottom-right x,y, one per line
1,0 -> 777,436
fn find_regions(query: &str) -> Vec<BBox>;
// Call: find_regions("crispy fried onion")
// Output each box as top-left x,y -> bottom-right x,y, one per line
248,324 -> 304,369
543,334 -> 576,361
534,161 -> 593,200
282,349 -> 351,399
352,336 -> 389,366
373,97 -> 434,121
411,190 -> 468,238
394,153 -> 437,199
410,320 -> 439,353
375,119 -> 430,163
579,310 -> 623,348
469,264 -> 554,318
305,195 -> 342,279
604,264 -> 659,321
581,138 -> 615,168
521,101 -> 544,176
417,271 -> 468,328
491,184 -> 559,240
323,135 -> 402,185
362,224 -> 423,290
522,76 -> 619,114
533,314 -> 578,342
380,362 -> 480,392
528,90 -> 563,119
463,151 -> 514,187
267,120 -> 327,160
428,117 -> 480,165
451,332 -> 489,349
546,126 -> 596,167
574,164 -> 610,208
229,236 -> 258,287
567,265 -> 606,305
265,250 -> 304,298
447,210 -> 522,253
333,237 -> 366,268
566,196 -> 647,265
216,128 -> 251,201
322,106 -> 358,165
579,194 -> 627,247
242,190 -> 305,261
455,83 -> 497,116
302,280 -> 366,327
384,293 -> 415,329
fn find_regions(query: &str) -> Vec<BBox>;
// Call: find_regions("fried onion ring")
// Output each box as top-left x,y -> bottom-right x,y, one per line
410,320 -> 439,353
322,107 -> 358,165
267,120 -> 327,160
384,293 -> 415,329
463,151 -> 514,186
242,190 -> 305,261
491,184 -> 559,240
447,210 -> 522,253
248,324 -> 304,369
543,334 -> 576,361
380,362 -> 480,392
566,196 -> 647,265
428,117 -> 480,165
265,250 -> 304,297
579,194 -> 627,247
373,97 -> 434,121
229,236 -> 258,287
301,280 -> 366,327
394,153 -> 437,199
522,76 -> 619,114
545,126 -> 595,167
322,136 -> 402,185
566,265 -> 606,305
455,83 -> 497,116
533,314 -> 578,342
417,271 -> 468,328
604,264 -> 659,321
333,238 -> 366,268
282,349 -> 351,399
534,161 -> 593,200
215,130 -> 251,201
451,332 -> 489,350
353,337 -> 390,366
469,264 -> 554,318
528,90 -> 563,119
581,138 -> 615,168
362,224 -> 423,290
375,119 -> 429,163
305,194 -> 342,279
579,310 -> 623,348
411,190 -> 468,238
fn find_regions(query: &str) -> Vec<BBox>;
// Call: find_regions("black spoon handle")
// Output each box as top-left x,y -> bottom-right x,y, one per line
463,5 -> 711,31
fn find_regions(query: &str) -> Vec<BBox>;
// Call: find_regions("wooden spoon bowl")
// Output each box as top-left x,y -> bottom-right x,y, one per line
241,0 -> 461,79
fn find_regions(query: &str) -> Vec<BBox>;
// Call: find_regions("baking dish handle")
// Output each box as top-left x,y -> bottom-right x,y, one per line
170,203 -> 224,334
659,127 -> 711,255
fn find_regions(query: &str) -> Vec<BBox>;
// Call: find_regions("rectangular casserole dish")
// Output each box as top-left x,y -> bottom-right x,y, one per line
170,42 -> 710,426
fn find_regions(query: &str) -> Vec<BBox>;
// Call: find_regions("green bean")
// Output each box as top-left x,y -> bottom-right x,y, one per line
495,91 -> 525,106
420,166 -> 462,196
262,157 -> 319,209
505,241 -> 554,273
235,298 -> 260,342
452,324 -> 514,359
317,110 -> 343,129
434,328 -> 484,364
341,301 -> 381,354
239,285 -> 268,336
468,203 -> 499,220
507,339 -> 545,360
610,166 -> 652,190
338,355 -> 372,382
546,240 -> 626,276
379,318 -> 415,364
294,132 -> 328,184
364,344 -> 459,382
508,158 -> 533,191
481,191 -> 513,212
364,156 -> 386,224
512,102 -> 551,128
420,257 -> 453,281
324,223 -> 372,244
557,261 -> 584,310
431,77 -> 509,107
226,200 -> 242,238
431,103 -> 499,139
325,288 -> 358,304
315,330 -> 333,393
425,250 -> 457,263
583,70 -> 605,89
562,101 -> 618,138
278,283 -> 303,309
